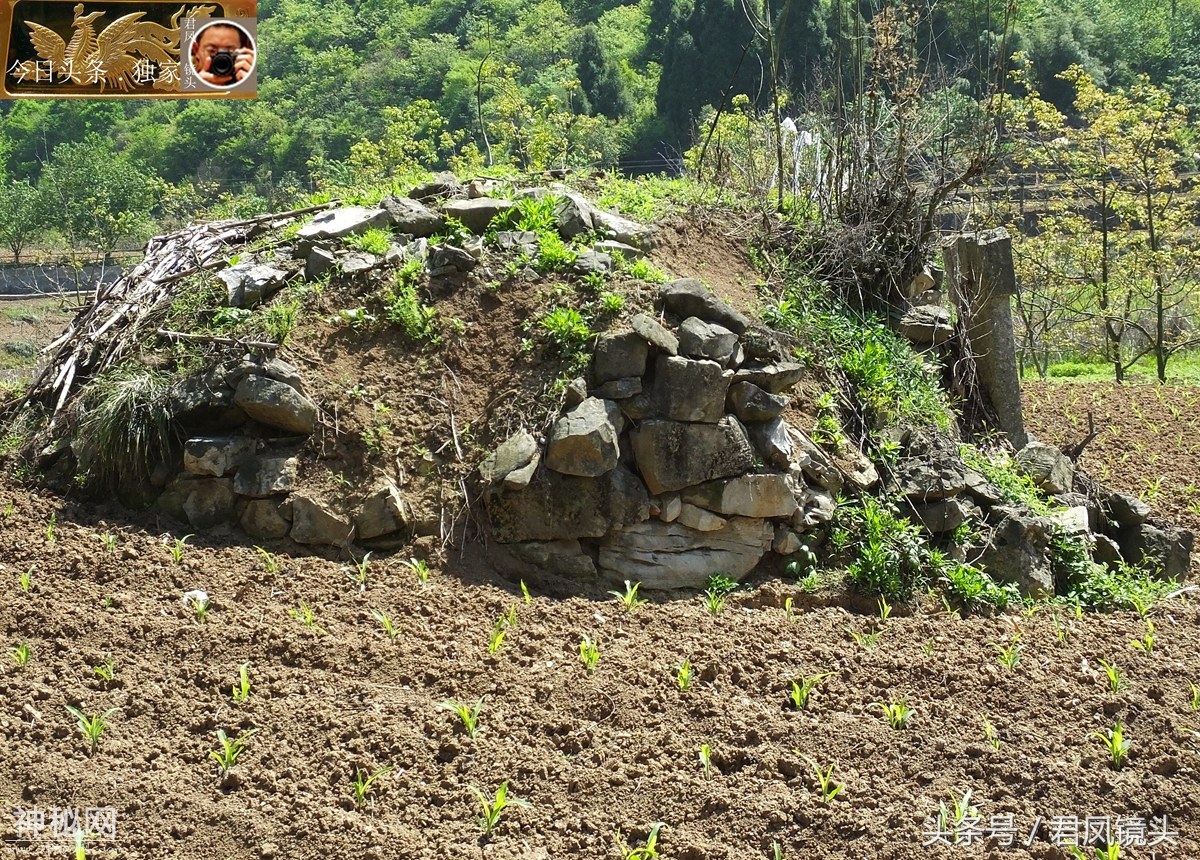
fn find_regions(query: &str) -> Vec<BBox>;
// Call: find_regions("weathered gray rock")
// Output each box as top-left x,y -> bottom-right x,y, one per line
592,209 -> 658,249
340,252 -> 377,274
1048,505 -> 1090,536
892,432 -> 969,500
593,378 -> 642,399
677,317 -> 739,366
408,172 -> 464,202
682,473 -> 798,519
1105,492 -> 1151,527
183,437 -> 256,477
649,355 -> 731,423
289,494 -> 354,546
898,305 -> 953,345
355,480 -> 408,540
564,377 -> 589,408
908,498 -> 971,533
597,517 -> 773,589
226,357 -> 308,396
773,525 -> 805,555
749,417 -> 793,469
379,195 -> 445,237
572,250 -> 612,276
181,478 -> 236,529
732,362 -> 805,394
630,313 -> 679,355
593,239 -> 644,259
233,376 -> 317,435
494,230 -> 539,257
487,464 -> 649,542
1117,523 -> 1193,580
977,510 -> 1053,598
838,448 -> 880,492
232,456 -> 298,498
219,263 -> 289,308
787,428 -> 843,494
727,381 -> 788,422
478,430 -> 540,488
963,471 -> 1004,506
793,486 -> 837,529
500,539 -> 597,578
427,244 -> 477,275
1015,442 -> 1074,495
442,198 -> 515,233
298,206 -> 390,242
545,397 -> 624,477
631,417 -> 755,495
239,498 -> 292,539
738,325 -> 786,363
657,493 -> 682,523
593,331 -> 649,383
553,193 -> 597,238
1092,534 -> 1123,567
660,279 -> 749,334
305,246 -> 336,281
676,503 -> 727,532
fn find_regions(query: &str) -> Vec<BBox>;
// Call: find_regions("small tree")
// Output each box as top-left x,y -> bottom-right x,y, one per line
0,179 -> 46,264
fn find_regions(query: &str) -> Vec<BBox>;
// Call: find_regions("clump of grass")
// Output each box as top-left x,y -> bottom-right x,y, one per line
75,365 -> 175,490
65,705 -> 117,755
346,227 -> 393,255
351,765 -> 395,807
788,672 -> 832,710
439,697 -> 484,738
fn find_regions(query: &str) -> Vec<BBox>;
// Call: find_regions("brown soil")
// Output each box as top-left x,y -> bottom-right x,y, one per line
1023,380 -> 1200,576
2,228 -> 1200,860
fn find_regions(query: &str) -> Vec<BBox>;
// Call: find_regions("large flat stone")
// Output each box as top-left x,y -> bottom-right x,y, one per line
681,473 -> 798,518
648,355 -> 731,423
630,417 -> 755,495
183,436 -> 256,477
597,517 -> 774,589
233,376 -> 317,435
289,494 -> 354,546
233,456 -> 298,498
659,279 -> 750,334
545,398 -> 623,477
486,464 -> 650,542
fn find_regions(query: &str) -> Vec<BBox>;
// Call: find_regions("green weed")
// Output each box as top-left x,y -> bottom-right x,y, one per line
438,698 -> 484,738
75,366 -> 174,490
1130,619 -> 1155,654
788,673 -> 832,710
846,626 -> 883,651
981,715 -> 1000,750
579,635 -> 600,671
351,765 -> 395,807
65,706 -> 117,755
346,227 -> 393,255
97,533 -> 118,553
405,557 -> 431,586
540,306 -> 591,352
18,566 -> 33,593
210,728 -> 258,776
471,781 -> 530,835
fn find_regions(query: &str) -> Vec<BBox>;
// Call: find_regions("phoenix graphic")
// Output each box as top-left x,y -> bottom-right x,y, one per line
12,3 -> 217,91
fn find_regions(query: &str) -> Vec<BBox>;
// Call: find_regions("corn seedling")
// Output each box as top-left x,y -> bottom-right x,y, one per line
520,579 -> 532,604
501,605 -> 518,628
45,512 -> 56,544
1094,720 -> 1131,769
255,546 -> 280,574
93,657 -> 116,684
1071,845 -> 1122,860
351,765 -> 395,807
167,534 -> 192,564
871,699 -> 914,729
12,643 -> 30,666
210,728 -> 258,776
701,588 -> 727,615
788,672 -> 832,710
438,697 -> 484,738
1,500 -> 13,521
371,609 -> 401,642
288,601 -> 326,634
98,533 -> 118,553
1098,659 -> 1124,694
346,552 -> 372,590
921,637 -> 935,657
981,715 -> 1000,750
783,596 -> 797,622
1130,619 -> 1155,654
487,617 -> 509,654
471,781 -> 530,835
405,557 -> 431,586
937,789 -> 978,840
65,706 -> 117,755
579,635 -> 600,671
616,823 -> 663,860
18,566 -> 33,593
810,760 -> 843,803
877,596 -> 892,621
610,580 -> 648,613
846,626 -> 883,651
1052,614 -> 1070,644
676,658 -> 695,691
698,743 -> 714,779
772,842 -> 784,860
183,590 -> 210,623
231,662 -> 251,703
1190,681 -> 1200,711
994,635 -> 1021,670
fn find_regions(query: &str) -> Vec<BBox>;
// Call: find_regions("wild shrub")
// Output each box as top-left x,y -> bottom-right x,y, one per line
838,496 -> 927,601
74,365 -> 175,490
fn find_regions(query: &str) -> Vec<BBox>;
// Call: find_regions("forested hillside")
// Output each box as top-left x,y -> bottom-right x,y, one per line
0,0 -> 1198,256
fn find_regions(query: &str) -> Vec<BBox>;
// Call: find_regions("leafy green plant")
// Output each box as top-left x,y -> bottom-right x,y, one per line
579,635 -> 600,671
97,533 -> 118,553
610,580 -> 647,613
697,743 -> 714,779
1098,659 -> 1123,694
599,291 -> 624,312
93,657 -> 116,684
838,496 -> 927,601
534,232 -> 577,273
231,662 -> 251,703
65,706 -> 117,755
438,697 -> 484,738
788,672 -> 832,710
371,609 -> 401,642
288,601 -> 326,634
810,760 -> 843,803
540,306 -> 591,351
255,546 -> 280,574
351,765 -> 395,807
846,626 -> 883,651
405,557 -> 431,586
385,263 -> 438,342
616,823 -> 663,860
1094,720 -> 1131,769
994,634 -> 1021,670
210,728 -> 258,776
676,658 -> 695,691
334,306 -> 376,329
18,566 -> 33,593
981,715 -> 1000,750
346,227 -> 393,255
12,643 -> 30,666
871,699 -> 914,729
167,534 -> 192,564
623,257 -> 668,283
1130,619 -> 1155,654
471,781 -> 530,835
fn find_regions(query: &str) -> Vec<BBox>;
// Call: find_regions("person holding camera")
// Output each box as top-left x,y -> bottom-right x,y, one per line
191,22 -> 254,87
